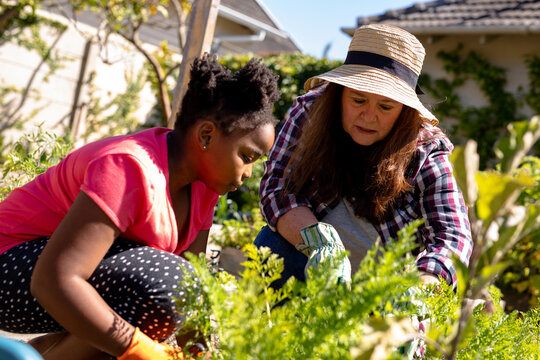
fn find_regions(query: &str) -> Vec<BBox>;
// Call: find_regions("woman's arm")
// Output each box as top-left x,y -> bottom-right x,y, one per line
259,91 -> 323,232
276,206 -> 318,246
415,149 -> 474,288
30,191 -> 133,356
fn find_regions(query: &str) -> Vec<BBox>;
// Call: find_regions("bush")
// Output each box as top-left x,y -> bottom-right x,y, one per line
0,127 -> 71,201
219,53 -> 342,121
178,222 -> 425,360
178,222 -> 540,359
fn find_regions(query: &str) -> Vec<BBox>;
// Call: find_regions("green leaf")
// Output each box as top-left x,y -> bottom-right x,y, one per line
521,203 -> 540,238
453,255 -> 469,299
450,141 -> 479,206
350,317 -> 416,360
530,274 -> 540,291
495,115 -> 540,173
484,203 -> 540,268
470,262 -> 510,297
475,170 -> 535,226
512,280 -> 531,293
456,313 -> 477,352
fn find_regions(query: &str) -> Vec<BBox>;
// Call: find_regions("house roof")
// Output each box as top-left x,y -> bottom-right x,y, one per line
221,0 -> 278,30
218,0 -> 301,54
342,0 -> 540,36
42,0 -> 300,55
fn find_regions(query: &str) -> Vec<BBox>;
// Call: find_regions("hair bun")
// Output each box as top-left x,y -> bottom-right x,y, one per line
189,54 -> 231,97
176,54 -> 280,134
231,59 -> 280,112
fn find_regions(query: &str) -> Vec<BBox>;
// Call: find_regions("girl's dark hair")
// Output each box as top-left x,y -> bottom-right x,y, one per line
174,54 -> 280,135
286,83 -> 435,223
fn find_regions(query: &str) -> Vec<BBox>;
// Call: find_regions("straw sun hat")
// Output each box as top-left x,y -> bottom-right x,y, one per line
304,23 -> 438,126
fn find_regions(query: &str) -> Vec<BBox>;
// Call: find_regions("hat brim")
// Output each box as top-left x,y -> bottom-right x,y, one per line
305,65 -> 438,126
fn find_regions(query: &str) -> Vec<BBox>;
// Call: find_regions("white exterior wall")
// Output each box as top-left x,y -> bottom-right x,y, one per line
0,10 -> 160,145
418,33 -> 540,118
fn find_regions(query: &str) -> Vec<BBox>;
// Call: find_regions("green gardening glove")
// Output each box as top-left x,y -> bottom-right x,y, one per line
295,222 -> 352,284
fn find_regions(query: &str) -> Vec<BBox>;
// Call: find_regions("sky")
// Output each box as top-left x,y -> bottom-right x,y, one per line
262,0 -> 427,60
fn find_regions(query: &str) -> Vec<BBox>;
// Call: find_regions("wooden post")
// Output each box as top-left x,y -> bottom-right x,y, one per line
168,0 -> 221,128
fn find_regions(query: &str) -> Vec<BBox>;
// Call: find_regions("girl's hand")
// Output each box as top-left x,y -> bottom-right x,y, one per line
117,327 -> 178,360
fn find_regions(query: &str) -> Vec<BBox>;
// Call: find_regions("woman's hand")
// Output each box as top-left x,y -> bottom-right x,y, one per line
31,191 -> 133,356
296,222 -> 352,284
419,272 -> 441,286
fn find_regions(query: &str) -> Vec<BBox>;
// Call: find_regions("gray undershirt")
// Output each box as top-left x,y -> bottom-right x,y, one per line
321,199 -> 379,272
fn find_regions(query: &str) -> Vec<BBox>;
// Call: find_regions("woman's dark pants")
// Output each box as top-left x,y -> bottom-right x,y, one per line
253,225 -> 307,289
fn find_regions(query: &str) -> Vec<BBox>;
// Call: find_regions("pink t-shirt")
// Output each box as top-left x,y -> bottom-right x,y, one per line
0,127 -> 219,255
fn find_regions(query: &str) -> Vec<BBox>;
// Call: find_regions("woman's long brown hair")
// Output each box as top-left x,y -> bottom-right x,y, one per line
285,83 -> 424,224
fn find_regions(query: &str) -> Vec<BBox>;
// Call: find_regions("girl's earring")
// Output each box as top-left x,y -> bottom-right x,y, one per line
203,145 -> 208,150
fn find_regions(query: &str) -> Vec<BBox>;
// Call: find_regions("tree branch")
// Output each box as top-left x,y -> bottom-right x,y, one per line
120,21 -> 171,125
169,0 -> 189,51
0,7 -> 18,37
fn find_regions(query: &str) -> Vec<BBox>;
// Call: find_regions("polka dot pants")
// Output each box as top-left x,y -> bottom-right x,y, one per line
0,238 -> 194,341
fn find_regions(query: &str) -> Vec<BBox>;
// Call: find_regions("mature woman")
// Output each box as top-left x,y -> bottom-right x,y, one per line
255,24 -> 473,289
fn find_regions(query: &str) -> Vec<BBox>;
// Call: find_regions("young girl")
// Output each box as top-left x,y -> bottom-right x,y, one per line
255,24 -> 473,289
0,54 -> 279,360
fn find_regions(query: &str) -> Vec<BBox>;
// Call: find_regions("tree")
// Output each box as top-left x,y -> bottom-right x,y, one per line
63,0 -> 193,126
0,0 -> 42,41
0,0 -> 69,133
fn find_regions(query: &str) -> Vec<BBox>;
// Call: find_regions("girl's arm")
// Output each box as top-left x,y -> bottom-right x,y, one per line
184,229 -> 210,255
30,191 -> 133,356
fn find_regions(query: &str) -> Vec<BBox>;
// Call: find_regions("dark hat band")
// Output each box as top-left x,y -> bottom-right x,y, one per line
344,51 -> 419,90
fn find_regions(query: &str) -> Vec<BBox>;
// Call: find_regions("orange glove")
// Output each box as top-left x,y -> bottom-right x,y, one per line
187,343 -> 207,358
117,327 -> 178,360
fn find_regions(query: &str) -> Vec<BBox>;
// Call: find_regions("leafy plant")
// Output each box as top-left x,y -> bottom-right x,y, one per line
180,218 -> 540,360
443,115 -> 540,358
178,221 -> 424,360
421,284 -> 540,359
525,54 -> 540,116
210,210 -> 266,250
491,118 -> 540,309
220,53 -> 342,121
0,126 -> 72,200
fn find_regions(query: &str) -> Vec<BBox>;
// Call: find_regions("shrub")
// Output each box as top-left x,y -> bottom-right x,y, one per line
219,53 -> 342,121
0,127 -> 71,200
178,223 -> 540,359
178,222 -> 425,360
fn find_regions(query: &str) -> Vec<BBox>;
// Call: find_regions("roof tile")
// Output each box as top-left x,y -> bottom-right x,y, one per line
350,0 -> 540,33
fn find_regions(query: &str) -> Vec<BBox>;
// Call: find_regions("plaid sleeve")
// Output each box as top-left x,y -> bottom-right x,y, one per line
414,139 -> 474,288
259,91 -> 320,231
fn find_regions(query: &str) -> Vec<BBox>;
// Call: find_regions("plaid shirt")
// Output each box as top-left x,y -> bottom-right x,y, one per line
259,89 -> 473,287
